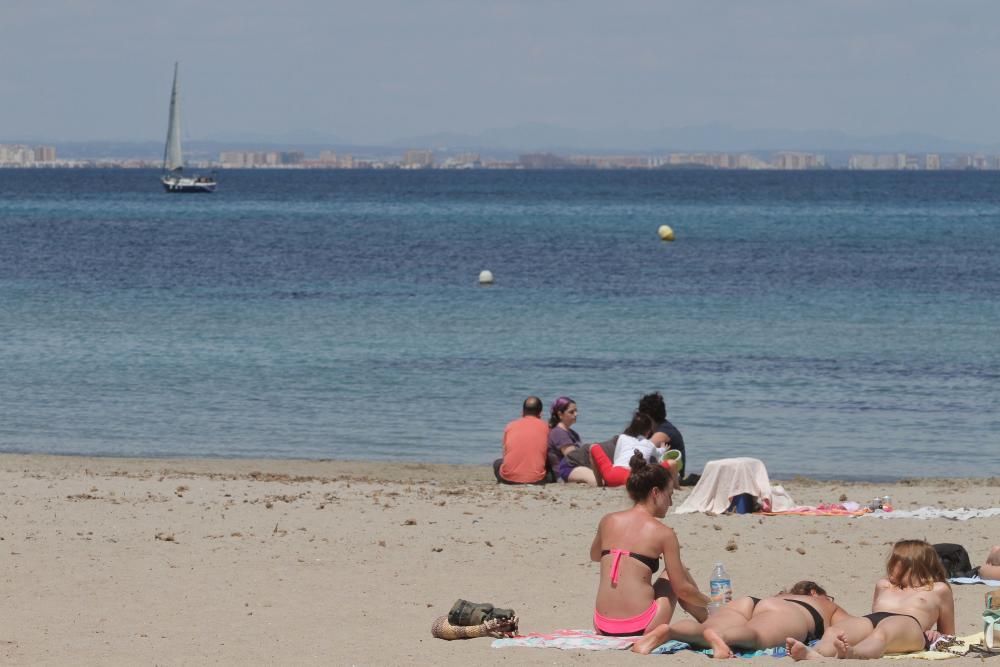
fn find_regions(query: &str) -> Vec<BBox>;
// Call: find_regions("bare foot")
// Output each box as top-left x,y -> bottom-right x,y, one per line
786,637 -> 822,661
832,631 -> 849,658
632,624 -> 671,655
704,628 -> 732,659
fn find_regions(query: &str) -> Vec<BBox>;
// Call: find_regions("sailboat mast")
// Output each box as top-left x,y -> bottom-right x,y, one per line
163,62 -> 183,173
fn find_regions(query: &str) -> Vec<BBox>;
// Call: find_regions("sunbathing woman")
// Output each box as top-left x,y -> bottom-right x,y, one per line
589,412 -> 677,488
546,396 -> 597,486
590,451 -> 710,637
787,539 -> 955,660
980,545 -> 1000,580
633,580 -> 850,657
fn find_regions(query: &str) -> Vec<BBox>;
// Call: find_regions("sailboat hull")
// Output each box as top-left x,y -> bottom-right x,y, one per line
161,175 -> 217,193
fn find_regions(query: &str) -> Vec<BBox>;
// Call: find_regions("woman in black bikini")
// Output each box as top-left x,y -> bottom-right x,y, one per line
787,539 -> 956,660
634,580 -> 848,657
590,451 -> 710,638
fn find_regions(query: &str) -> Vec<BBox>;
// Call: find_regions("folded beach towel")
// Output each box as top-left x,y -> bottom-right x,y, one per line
491,629 -> 634,651
949,575 -> 1000,586
864,507 -> 1000,521
675,457 -> 774,515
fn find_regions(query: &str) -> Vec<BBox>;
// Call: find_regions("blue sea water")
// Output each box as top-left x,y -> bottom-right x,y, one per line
0,168 -> 998,480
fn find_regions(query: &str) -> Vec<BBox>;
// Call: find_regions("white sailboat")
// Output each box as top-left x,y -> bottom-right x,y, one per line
161,62 -> 216,193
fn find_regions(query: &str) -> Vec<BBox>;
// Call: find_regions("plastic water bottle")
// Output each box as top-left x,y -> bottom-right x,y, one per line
708,562 -> 732,615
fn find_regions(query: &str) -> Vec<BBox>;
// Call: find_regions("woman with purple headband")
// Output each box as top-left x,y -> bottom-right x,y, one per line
547,396 -> 598,486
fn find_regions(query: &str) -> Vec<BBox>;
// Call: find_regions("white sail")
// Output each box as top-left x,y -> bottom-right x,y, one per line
163,62 -> 183,172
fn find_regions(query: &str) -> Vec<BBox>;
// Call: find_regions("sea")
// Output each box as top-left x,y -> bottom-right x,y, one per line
1,168 -> 998,480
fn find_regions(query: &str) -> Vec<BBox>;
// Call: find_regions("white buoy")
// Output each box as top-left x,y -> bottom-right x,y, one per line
478,270 -> 494,285
658,225 -> 675,242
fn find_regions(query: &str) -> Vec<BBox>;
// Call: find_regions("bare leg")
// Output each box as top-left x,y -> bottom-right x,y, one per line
650,577 -> 679,626
631,586 -> 702,656
665,608 -> 747,646
721,609 -> 808,650
846,628 -> 889,659
703,628 -> 732,659
847,617 -> 924,659
788,631 -> 849,661
981,545 -> 1000,580
632,624 -> 672,654
663,618 -> 708,643
566,466 -> 598,486
808,617 -> 873,658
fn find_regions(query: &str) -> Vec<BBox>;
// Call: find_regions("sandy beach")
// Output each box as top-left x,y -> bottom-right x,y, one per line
1,453 -> 998,665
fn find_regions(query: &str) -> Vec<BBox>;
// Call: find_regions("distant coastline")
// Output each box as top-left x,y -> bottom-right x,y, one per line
4,139 -> 1000,171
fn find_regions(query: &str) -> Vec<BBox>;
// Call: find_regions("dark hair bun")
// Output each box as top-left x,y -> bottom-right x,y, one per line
625,450 -> 670,503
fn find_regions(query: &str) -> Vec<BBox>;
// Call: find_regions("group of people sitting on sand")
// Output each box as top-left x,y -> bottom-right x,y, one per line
493,392 -> 692,488
590,452 -> 1000,659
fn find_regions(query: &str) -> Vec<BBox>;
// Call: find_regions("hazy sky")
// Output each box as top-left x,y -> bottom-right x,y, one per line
1,0 -> 997,144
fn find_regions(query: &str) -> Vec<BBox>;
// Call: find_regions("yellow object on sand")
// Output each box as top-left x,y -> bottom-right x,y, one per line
884,632 -> 984,660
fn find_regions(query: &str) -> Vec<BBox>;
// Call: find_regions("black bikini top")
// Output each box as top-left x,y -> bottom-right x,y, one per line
601,549 -> 660,572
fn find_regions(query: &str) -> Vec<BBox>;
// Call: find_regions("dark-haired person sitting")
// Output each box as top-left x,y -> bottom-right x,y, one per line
493,396 -> 552,485
633,580 -> 854,657
590,451 -> 709,638
639,391 -> 693,482
590,412 -> 677,487
547,396 -> 598,486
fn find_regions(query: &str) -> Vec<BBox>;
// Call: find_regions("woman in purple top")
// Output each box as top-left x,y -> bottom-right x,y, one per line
548,396 -> 598,486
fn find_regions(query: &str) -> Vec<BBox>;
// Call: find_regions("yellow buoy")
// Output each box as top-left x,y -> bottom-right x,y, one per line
658,225 -> 675,242
478,270 -> 494,285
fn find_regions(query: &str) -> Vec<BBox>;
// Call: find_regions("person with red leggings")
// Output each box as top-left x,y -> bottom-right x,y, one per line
590,412 -> 678,487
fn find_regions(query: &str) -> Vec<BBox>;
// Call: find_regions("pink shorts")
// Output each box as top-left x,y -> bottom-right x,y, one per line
593,600 -> 658,636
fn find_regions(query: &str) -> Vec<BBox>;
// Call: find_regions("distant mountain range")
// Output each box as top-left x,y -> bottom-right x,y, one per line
9,123 -> 1000,158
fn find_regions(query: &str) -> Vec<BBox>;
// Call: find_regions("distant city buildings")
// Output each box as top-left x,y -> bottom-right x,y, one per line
0,144 -> 57,166
844,152 -> 1000,170
5,142 -> 1000,171
218,150 -> 305,167
402,149 -> 434,169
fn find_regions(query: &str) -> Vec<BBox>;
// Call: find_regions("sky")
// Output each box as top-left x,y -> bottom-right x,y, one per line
1,0 -> 998,146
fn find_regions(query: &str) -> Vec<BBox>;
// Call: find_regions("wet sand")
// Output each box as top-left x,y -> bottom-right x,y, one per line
1,453 -> 997,665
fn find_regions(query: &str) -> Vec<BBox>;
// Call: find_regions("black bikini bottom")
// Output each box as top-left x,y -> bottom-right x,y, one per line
786,599 -> 825,643
864,612 -> 928,649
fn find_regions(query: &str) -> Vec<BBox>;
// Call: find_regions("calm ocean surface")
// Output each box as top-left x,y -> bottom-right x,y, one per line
1,168 -> 998,480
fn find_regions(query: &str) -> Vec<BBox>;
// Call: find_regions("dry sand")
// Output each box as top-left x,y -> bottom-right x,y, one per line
1,453 -> 998,665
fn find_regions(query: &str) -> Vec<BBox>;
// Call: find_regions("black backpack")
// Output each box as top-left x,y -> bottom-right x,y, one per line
933,543 -> 975,578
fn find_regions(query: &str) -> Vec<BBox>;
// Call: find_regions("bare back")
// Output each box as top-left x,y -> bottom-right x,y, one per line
591,509 -> 674,618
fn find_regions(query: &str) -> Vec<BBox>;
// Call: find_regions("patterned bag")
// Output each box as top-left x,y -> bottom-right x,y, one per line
985,590 -> 1000,651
